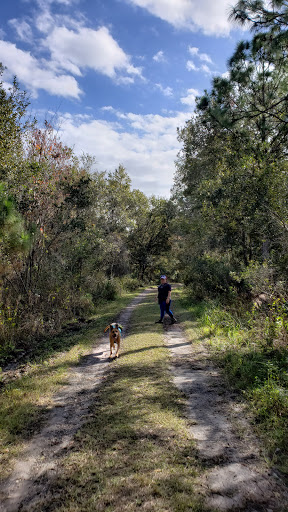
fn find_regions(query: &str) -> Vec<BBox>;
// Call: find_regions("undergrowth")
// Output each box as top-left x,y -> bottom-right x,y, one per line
0,289 -> 141,481
179,290 -> 288,477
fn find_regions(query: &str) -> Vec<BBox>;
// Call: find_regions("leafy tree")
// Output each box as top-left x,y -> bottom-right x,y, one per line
230,0 -> 288,33
0,185 -> 29,254
173,0 -> 288,297
197,38 -> 288,160
0,64 -> 30,179
128,197 -> 175,281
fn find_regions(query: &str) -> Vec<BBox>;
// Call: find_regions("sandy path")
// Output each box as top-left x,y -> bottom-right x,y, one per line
2,292 -> 288,512
164,319 -> 288,511
0,289 -> 151,512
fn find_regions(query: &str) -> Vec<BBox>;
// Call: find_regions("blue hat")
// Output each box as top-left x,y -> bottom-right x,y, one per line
160,275 -> 166,279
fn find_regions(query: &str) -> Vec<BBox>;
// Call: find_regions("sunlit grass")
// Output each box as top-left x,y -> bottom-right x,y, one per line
0,290 -> 141,480
26,289 -> 205,512
178,288 -> 288,476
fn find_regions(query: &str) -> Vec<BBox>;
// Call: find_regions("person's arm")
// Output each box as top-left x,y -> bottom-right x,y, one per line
155,287 -> 159,302
166,289 -> 171,303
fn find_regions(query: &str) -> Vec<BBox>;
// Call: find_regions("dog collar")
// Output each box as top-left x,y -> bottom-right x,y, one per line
111,323 -> 122,332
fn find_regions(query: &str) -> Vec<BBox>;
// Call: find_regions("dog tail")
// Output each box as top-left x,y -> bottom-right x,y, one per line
104,325 -> 110,333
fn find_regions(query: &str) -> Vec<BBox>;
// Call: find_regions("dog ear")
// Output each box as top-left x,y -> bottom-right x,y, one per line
104,325 -> 110,332
118,324 -> 123,331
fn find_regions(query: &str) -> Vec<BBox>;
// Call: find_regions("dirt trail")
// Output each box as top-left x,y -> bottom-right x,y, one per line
164,319 -> 288,511
1,291 -> 288,512
0,289 -> 151,512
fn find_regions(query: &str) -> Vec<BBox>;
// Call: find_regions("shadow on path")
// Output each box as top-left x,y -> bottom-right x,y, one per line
165,321 -> 288,511
0,289 -> 152,512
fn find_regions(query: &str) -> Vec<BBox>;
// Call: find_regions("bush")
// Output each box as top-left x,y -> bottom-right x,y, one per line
91,279 -> 118,303
184,256 -> 236,301
241,262 -> 275,297
118,276 -> 140,292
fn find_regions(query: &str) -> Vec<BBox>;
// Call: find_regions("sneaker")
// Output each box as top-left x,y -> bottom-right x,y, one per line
171,317 -> 177,324
155,319 -> 163,324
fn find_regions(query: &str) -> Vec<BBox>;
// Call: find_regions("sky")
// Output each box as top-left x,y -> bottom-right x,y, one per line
0,0 -> 248,197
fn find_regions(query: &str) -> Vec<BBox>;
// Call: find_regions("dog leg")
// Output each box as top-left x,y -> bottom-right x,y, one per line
110,337 -> 115,358
115,337 -> 120,358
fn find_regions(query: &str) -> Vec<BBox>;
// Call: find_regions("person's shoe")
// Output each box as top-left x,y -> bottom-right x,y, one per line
171,317 -> 177,324
155,319 -> 163,324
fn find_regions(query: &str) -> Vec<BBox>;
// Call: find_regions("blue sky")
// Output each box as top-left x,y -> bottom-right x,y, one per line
0,0 -> 247,197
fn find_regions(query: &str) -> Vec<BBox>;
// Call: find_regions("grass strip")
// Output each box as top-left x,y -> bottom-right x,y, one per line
177,288 -> 288,478
28,289 -> 204,512
0,290 -> 142,480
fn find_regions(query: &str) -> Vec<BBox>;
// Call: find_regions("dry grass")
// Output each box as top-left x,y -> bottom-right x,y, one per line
0,291 -> 140,480
25,290 -> 205,512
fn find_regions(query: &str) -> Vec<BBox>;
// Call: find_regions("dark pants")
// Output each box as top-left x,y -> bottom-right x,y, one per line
159,300 -> 173,320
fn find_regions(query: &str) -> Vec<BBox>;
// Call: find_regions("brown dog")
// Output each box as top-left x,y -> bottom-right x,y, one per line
104,323 -> 123,358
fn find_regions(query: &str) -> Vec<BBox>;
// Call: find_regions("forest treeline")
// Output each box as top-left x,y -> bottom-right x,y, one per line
1,0 -> 288,366
174,0 -> 288,345
0,69 -> 175,360
173,0 -> 288,470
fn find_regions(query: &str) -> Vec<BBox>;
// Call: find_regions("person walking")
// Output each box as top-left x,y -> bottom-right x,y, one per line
155,275 -> 177,324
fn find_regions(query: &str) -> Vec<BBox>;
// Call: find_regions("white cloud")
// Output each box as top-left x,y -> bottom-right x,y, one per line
180,88 -> 199,107
0,40 -> 81,98
153,50 -> 166,62
9,19 -> 33,42
44,26 -> 143,81
186,60 -> 199,71
125,0 -> 233,36
186,60 -> 213,74
37,0 -> 75,6
201,64 -> 211,74
188,47 -> 199,56
155,83 -> 173,96
6,7 -> 143,96
200,53 -> 212,63
188,46 -> 212,63
57,109 -> 190,197
116,76 -> 135,85
35,9 -> 55,33
2,81 -> 14,93
101,106 -> 116,112
35,8 -> 87,35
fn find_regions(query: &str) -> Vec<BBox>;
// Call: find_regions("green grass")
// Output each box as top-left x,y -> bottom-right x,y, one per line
26,289 -> 205,512
178,289 -> 288,478
0,290 -> 142,480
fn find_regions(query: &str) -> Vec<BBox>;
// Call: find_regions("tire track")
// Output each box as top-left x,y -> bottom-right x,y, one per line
0,289 -> 151,512
164,319 -> 288,511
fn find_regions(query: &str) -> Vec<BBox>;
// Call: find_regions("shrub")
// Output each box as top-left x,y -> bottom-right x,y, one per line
118,276 -> 140,292
184,256 -> 236,301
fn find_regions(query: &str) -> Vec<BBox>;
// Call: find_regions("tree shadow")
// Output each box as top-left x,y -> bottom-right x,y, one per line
7,357 -> 206,512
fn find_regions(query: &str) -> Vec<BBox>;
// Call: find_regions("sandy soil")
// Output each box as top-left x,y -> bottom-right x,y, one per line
0,289 -> 151,512
164,318 -> 288,511
1,290 -> 288,511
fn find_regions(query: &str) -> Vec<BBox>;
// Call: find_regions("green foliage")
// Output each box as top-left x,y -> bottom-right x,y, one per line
128,196 -> 175,281
182,292 -> 288,473
230,1 -> 288,33
251,375 -> 288,472
173,0 -> 288,324
118,275 -> 140,291
0,71 -> 169,359
0,65 -> 30,178
0,183 -> 30,256
184,256 -> 237,301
